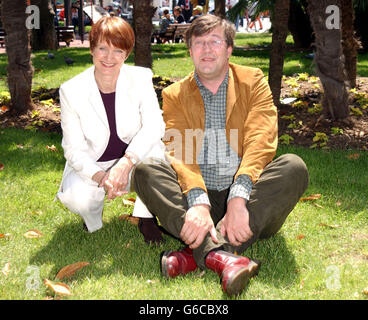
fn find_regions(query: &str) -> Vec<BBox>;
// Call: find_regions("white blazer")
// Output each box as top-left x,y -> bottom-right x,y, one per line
58,64 -> 166,187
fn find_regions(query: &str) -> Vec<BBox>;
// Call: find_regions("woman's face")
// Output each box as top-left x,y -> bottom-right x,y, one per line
91,41 -> 126,78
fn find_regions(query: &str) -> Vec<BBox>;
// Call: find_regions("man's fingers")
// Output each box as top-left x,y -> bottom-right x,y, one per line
209,227 -> 218,244
220,223 -> 226,237
189,230 -> 206,249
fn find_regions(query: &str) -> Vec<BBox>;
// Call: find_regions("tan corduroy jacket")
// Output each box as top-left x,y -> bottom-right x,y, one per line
162,62 -> 278,195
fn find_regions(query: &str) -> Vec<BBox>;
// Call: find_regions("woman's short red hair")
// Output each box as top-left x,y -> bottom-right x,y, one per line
89,16 -> 135,55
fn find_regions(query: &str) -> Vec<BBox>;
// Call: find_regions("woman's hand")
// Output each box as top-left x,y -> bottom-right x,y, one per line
104,156 -> 133,200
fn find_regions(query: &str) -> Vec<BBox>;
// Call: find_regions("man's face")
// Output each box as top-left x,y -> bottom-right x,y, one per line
189,27 -> 232,82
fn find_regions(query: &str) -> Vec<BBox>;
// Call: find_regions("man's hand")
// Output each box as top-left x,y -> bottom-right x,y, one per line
180,205 -> 218,249
220,197 -> 253,246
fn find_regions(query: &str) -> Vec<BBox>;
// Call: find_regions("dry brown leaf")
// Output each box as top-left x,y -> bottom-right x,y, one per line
119,214 -> 139,226
0,163 -> 4,171
46,145 -> 58,152
23,229 -> 43,239
44,279 -> 72,296
55,262 -> 90,280
297,234 -> 305,240
363,288 -> 368,295
299,194 -> 321,201
122,199 -> 135,207
336,200 -> 342,206
2,262 -> 10,276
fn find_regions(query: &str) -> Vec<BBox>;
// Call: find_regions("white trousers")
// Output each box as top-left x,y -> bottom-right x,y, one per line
56,158 -> 154,233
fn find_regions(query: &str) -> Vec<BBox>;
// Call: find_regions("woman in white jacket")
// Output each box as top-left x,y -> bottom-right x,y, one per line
57,16 -> 165,243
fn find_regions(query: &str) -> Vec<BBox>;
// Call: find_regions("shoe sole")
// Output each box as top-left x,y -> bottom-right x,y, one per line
160,250 -> 172,279
225,260 -> 260,296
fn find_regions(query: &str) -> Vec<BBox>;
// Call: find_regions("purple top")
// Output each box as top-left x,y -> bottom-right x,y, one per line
97,91 -> 128,162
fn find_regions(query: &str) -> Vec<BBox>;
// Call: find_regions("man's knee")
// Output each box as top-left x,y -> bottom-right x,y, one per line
277,153 -> 309,191
133,157 -> 169,187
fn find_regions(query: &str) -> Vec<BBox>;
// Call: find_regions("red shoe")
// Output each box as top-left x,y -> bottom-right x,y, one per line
205,250 -> 260,296
161,247 -> 198,279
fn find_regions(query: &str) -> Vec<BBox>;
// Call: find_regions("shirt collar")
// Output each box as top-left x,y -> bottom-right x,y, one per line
194,70 -> 229,97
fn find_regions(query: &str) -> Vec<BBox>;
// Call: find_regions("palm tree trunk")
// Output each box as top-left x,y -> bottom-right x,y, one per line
1,0 -> 34,115
341,0 -> 360,88
268,0 -> 290,107
31,0 -> 58,50
214,0 -> 226,18
307,0 -> 349,120
132,0 -> 155,69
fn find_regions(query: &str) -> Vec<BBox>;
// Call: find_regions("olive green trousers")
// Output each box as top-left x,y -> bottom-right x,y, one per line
132,153 -> 309,269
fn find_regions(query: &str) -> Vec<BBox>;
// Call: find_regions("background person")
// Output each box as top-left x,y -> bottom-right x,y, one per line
57,16 -> 166,244
173,6 -> 185,24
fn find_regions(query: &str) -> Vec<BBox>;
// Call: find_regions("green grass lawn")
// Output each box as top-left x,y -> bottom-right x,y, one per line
0,127 -> 367,300
0,33 -> 367,92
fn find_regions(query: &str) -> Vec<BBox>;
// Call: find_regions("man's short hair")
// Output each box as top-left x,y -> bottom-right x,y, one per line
185,14 -> 236,49
174,6 -> 182,13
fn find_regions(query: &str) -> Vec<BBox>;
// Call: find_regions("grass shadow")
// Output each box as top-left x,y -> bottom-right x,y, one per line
29,215 -> 180,282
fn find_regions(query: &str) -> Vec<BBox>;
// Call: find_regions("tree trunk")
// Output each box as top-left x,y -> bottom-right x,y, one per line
214,0 -> 225,18
132,0 -> 155,69
31,0 -> 58,50
341,0 -> 360,88
307,0 -> 349,120
288,0 -> 313,49
1,0 -> 34,115
355,8 -> 368,53
268,0 -> 290,107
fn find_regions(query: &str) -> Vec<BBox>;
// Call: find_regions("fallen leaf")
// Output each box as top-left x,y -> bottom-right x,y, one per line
300,194 -> 321,201
2,262 -> 10,276
23,229 -> 43,239
0,163 -> 4,171
336,200 -> 342,206
297,234 -> 305,240
55,262 -> 90,280
0,105 -> 9,112
0,233 -> 11,239
347,153 -> 360,160
119,214 -> 139,226
44,279 -> 72,296
46,145 -> 58,152
363,288 -> 368,296
122,199 -> 135,207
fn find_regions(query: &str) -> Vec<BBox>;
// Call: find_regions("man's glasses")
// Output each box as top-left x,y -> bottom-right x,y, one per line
192,39 -> 227,49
